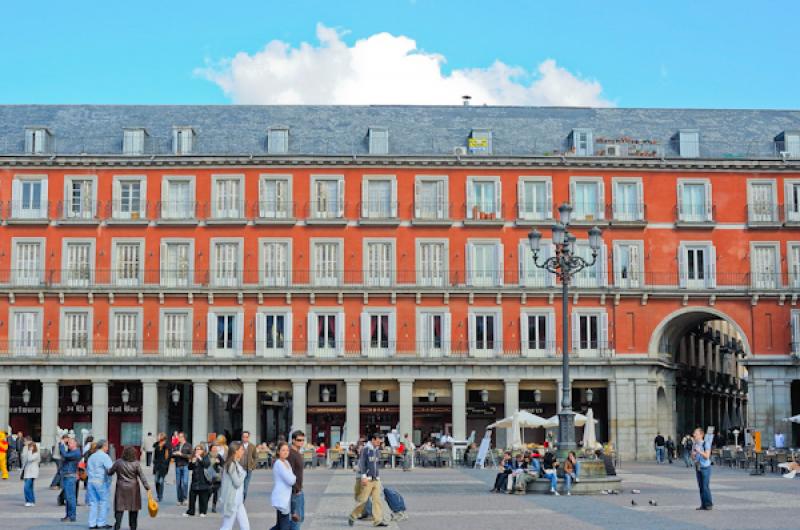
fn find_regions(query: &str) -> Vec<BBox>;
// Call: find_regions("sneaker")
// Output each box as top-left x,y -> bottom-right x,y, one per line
567,492 -> 571,496
348,515 -> 356,527
24,503 -> 32,507
575,477 -> 580,483
373,522 -> 389,528
200,514 -> 206,518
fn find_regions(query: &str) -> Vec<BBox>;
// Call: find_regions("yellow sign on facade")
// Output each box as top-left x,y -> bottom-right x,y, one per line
468,137 -> 489,148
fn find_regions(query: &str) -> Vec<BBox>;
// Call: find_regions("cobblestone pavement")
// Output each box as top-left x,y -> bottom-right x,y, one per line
1,461 -> 798,529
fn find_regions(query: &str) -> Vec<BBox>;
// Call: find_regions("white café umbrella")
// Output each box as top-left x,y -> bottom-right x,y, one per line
581,408 -> 602,450
783,414 -> 800,424
543,412 -> 596,429
487,410 -> 548,448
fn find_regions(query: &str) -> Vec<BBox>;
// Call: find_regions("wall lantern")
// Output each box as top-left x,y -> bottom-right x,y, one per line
480,389 -> 489,403
22,386 -> 31,405
71,387 -> 80,404
321,386 -> 331,403
171,386 -> 180,405
121,386 -> 130,404
375,389 -> 385,403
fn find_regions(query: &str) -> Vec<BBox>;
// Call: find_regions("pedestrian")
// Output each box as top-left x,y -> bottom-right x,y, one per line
564,450 -> 581,496
152,433 -> 171,502
108,445 -> 151,530
543,451 -> 560,496
60,437 -> 82,522
143,432 -> 156,467
21,440 -> 40,507
219,441 -> 250,530
654,432 -> 666,464
51,434 -> 68,490
288,430 -> 306,529
270,441 -> 296,530
209,444 -> 224,513
490,452 -> 513,493
666,436 -> 675,464
691,427 -> 713,511
172,431 -> 192,506
86,439 -> 113,529
239,431 -> 257,502
402,433 -> 415,471
185,444 -> 212,517
0,430 -> 9,480
348,433 -> 388,527
682,434 -> 693,467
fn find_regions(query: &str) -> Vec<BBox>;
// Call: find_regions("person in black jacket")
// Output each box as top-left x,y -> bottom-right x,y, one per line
208,444 -> 224,513
490,452 -> 513,493
152,433 -> 171,502
184,445 -> 211,517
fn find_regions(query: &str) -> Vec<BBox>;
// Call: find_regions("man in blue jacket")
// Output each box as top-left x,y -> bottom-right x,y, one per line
86,440 -> 113,529
60,437 -> 82,522
348,433 -> 388,527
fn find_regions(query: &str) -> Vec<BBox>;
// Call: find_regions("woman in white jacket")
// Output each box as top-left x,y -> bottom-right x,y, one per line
219,441 -> 249,530
21,441 -> 40,507
270,442 -> 296,530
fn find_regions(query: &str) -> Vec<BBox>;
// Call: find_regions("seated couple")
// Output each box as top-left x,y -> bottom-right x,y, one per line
491,451 -> 581,495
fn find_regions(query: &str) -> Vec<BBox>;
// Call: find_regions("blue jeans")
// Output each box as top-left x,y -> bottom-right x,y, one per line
175,466 -> 189,502
565,462 -> 581,493
656,446 -> 665,463
155,471 -> 166,501
62,475 -> 77,521
243,470 -> 252,502
290,492 -> 305,529
87,482 -> 110,527
696,466 -> 713,508
683,451 -> 692,467
544,470 -> 558,491
24,478 -> 36,504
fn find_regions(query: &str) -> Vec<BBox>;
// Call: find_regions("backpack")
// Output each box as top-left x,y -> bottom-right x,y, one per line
204,463 -> 218,483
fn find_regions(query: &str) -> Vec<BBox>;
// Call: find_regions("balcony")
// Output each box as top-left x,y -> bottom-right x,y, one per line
675,204 -> 716,228
251,200 -> 297,225
358,200 -> 400,226
304,201 -> 347,225
412,199 -> 453,226
463,202 -> 504,226
4,200 -> 53,224
747,202 -> 782,227
57,200 -> 102,225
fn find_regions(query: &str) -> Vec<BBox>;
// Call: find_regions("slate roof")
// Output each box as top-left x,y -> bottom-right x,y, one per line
1,105 -> 799,158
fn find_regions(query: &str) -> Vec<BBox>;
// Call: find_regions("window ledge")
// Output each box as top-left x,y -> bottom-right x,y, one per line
155,218 -> 199,226
463,218 -> 505,226
609,219 -> 647,227
253,217 -> 297,225
569,219 -> 610,227
306,218 -> 348,226
56,218 -> 101,226
358,218 -> 401,226
747,220 -> 782,229
514,218 -> 556,227
106,218 -> 150,226
5,218 -> 50,225
411,218 -> 454,226
206,218 -> 248,225
784,220 -> 800,227
675,220 -> 716,229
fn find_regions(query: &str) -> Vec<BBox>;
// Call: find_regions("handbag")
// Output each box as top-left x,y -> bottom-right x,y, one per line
147,490 -> 159,518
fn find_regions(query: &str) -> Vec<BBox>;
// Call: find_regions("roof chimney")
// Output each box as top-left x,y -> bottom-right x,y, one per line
462,95 -> 472,106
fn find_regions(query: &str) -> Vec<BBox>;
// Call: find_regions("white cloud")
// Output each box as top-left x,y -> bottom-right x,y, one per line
197,24 -> 613,107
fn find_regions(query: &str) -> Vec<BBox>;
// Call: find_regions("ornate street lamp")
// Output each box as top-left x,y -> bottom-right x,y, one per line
171,386 -> 180,405
71,387 -> 80,404
22,386 -> 31,405
528,205 -> 603,456
480,389 -> 489,404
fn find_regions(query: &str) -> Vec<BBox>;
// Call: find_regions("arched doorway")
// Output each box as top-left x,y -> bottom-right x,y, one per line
650,308 -> 749,444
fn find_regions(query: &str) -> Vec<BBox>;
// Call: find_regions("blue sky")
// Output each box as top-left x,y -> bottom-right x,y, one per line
2,0 -> 797,108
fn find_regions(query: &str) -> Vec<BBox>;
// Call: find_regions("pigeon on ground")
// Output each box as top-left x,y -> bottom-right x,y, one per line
648,500 -> 658,506
631,489 -> 641,494
631,500 -> 637,506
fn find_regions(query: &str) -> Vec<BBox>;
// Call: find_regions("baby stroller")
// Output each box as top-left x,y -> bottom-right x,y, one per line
360,486 -> 408,522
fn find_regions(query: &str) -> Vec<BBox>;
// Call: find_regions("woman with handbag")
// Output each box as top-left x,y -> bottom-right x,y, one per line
270,442 -> 296,530
21,440 -> 40,507
219,441 -> 250,530
185,444 -> 212,517
108,446 -> 151,530
152,433 -> 171,502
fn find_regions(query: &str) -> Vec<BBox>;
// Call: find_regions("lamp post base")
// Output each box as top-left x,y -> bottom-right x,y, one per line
557,409 -> 577,459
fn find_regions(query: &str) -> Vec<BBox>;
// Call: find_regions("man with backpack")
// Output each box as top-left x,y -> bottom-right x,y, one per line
349,433 -> 388,527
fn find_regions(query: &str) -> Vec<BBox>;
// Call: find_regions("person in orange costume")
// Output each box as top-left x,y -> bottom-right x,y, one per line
0,431 -> 8,479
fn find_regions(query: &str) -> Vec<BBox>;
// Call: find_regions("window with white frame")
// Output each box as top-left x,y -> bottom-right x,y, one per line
307,310 -> 344,357
517,177 -> 552,220
113,239 -> 144,286
518,239 -> 553,288
788,243 -> 800,289
12,176 -> 48,218
468,129 -> 492,155
111,309 -> 141,356
572,311 -> 608,354
364,239 -> 394,286
469,309 -> 502,356
173,127 -> 194,155
678,130 -> 700,158
747,180 -> 778,223
256,310 -> 292,356
677,180 -> 712,222
416,239 -> 448,287
572,242 -> 607,288
10,309 -> 41,356
25,127 -> 50,154
113,177 -> 146,219
160,240 -> 192,287
361,310 -> 396,356
783,132 -> 800,157
466,240 -> 503,287
570,178 -> 605,221
750,243 -> 780,289
520,310 -> 555,356
267,128 -> 289,154
466,177 -> 501,219
62,240 -> 94,286
678,243 -> 716,289
416,309 -> 451,357
571,128 -> 593,156
212,176 -> 243,218
12,238 -> 44,286
160,177 -> 195,219
123,129 -> 146,155
311,176 -> 344,219
206,311 -> 243,357
160,310 -> 192,357
361,177 -> 397,218
260,239 -> 291,287
211,239 -> 242,287
61,309 -> 91,356
64,176 -> 97,219
311,239 -> 342,286
414,176 -> 448,219
612,178 -> 644,221
613,241 -> 644,288
259,175 -> 291,218
792,311 -> 800,354
368,128 -> 389,155
785,180 -> 800,223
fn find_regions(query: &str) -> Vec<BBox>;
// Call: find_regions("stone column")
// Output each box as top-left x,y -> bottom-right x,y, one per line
192,380 -> 209,445
242,379 -> 259,443
634,379 -> 656,460
451,378 -> 467,441
345,378 -> 361,441
398,378 -> 413,439
291,379 -> 308,435
607,379 -> 618,448
41,379 -> 59,450
141,379 -> 159,447
0,380 -> 9,435
91,380 -> 109,440
773,380 -> 791,447
504,378 -> 520,447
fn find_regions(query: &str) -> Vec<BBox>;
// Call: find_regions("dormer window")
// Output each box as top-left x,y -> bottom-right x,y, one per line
468,129 -> 492,155
24,127 -> 51,154
267,127 -> 289,154
677,129 -> 699,158
368,128 -> 388,155
173,127 -> 194,155
776,131 -> 800,158
570,128 -> 593,156
123,128 -> 147,155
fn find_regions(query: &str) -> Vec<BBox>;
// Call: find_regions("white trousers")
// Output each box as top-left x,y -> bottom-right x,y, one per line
219,503 -> 250,530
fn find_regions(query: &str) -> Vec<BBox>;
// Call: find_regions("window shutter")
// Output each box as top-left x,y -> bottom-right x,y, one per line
468,313 -> 476,353
520,314 -> 529,355
597,180 -> 606,220
599,244 -> 608,287
570,180 -> 577,207
678,247 -> 687,288
235,314 -> 244,355
390,179 -> 398,218
443,313 -> 452,356
207,312 -> 216,355
336,314 -> 345,356
599,313 -> 609,352
139,179 -> 147,217
414,179 -> 421,218
360,312 -> 369,356
11,179 -> 21,217
571,313 -> 580,352
494,313 -> 503,355
255,313 -> 265,356
388,312 -> 397,355
708,245 -> 717,288
705,182 -> 713,221
613,245 -> 622,286
677,182 -> 684,219
494,180 -> 502,217
545,180 -> 553,219
496,243 -> 504,286
337,179 -> 345,218
636,181 -> 644,220
416,313 -> 425,355
518,242 -> 527,286
611,181 -> 618,219
437,180 -> 447,219
361,179 -> 369,218
792,313 -> 800,353
517,180 -> 525,218
547,313 -> 556,354
466,179 -> 475,219
629,244 -> 642,288
465,243 -> 473,286
306,313 -> 317,356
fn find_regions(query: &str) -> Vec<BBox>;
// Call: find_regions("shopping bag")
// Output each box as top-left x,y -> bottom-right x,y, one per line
147,490 -> 159,518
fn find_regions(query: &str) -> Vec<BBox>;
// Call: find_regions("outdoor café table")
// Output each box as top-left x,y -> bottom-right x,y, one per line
750,451 -> 766,475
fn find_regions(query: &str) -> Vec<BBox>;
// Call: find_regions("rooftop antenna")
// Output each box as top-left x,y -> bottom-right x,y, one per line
462,95 -> 472,107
